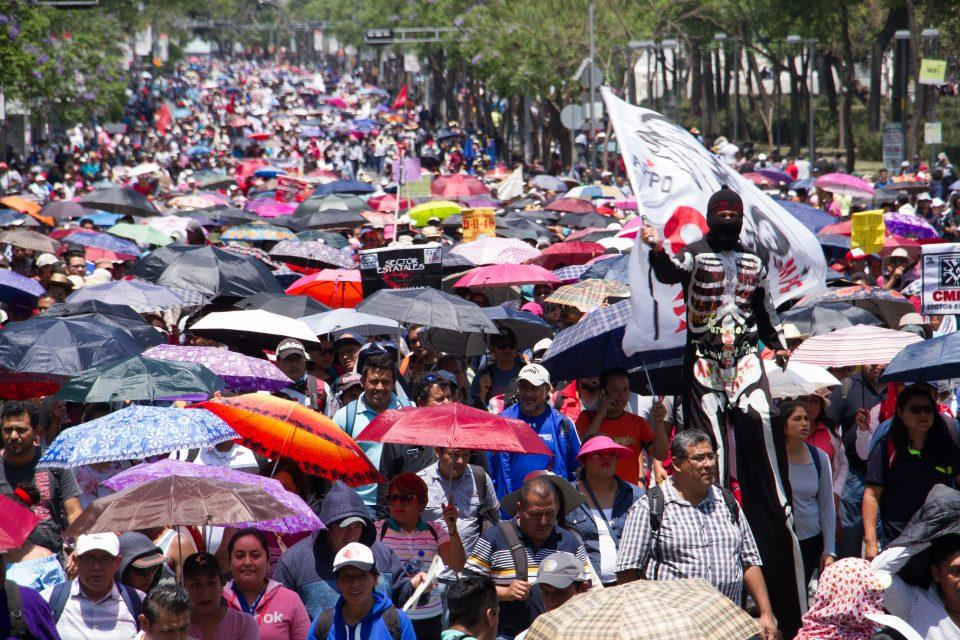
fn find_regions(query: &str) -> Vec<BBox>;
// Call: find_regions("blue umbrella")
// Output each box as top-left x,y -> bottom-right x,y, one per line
775,199 -> 836,234
880,331 -> 960,383
792,178 -> 815,191
253,166 -> 288,179
541,300 -> 684,393
553,265 -> 589,282
37,405 -> 236,469
188,145 -> 212,157
0,209 -> 29,226
79,211 -> 126,227
817,233 -> 851,250
0,270 -> 45,305
64,230 -> 142,256
313,180 -> 375,196
580,254 -> 630,283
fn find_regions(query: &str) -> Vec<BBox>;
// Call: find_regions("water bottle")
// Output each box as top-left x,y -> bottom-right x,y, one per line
403,549 -> 425,576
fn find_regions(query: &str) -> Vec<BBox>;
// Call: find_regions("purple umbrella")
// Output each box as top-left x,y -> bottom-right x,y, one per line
884,212 -> 939,239
461,196 -> 501,208
103,458 -> 323,534
63,230 -> 142,256
756,168 -> 793,184
141,344 -> 292,392
0,270 -> 45,306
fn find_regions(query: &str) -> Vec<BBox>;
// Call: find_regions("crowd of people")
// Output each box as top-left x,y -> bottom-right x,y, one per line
1,53 -> 960,640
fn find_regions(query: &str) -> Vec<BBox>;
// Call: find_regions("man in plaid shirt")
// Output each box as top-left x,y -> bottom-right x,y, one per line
616,430 -> 780,640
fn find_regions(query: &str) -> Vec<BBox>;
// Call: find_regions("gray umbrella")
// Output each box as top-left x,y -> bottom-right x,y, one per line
78,187 -> 162,217
423,307 -> 553,356
780,302 -> 882,336
356,288 -> 498,333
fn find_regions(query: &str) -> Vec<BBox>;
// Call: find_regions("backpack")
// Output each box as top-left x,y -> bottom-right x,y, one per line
3,580 -> 29,640
497,519 -> 528,582
470,464 -> 499,531
641,484 -> 740,579
312,605 -> 402,640
806,443 -> 822,480
49,580 -> 142,631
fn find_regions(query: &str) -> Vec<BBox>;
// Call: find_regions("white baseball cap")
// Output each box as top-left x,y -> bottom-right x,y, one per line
890,247 -> 910,259
932,197 -> 946,207
333,542 -> 375,573
35,253 -> 60,268
517,363 -> 551,387
76,532 -> 120,557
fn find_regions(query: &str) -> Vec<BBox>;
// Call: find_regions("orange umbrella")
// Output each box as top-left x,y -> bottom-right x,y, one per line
0,196 -> 54,226
192,394 -> 382,486
286,269 -> 363,308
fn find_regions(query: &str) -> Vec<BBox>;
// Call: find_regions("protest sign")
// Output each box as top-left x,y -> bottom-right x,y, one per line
359,243 -> 443,296
461,208 -> 496,242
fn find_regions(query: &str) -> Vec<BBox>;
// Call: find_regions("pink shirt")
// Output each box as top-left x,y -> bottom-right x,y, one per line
190,607 -> 259,640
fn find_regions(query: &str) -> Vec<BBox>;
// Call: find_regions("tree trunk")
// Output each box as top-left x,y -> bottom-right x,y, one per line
868,7 -> 905,131
789,58 -> 802,155
745,47 -> 774,147
905,0 -> 924,161
704,46 -> 717,133
821,54 -> 839,123
839,2 -> 857,170
690,40 -> 703,119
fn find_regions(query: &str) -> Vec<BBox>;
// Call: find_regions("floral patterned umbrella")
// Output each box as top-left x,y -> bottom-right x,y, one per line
142,344 -> 291,392
268,240 -> 354,270
103,459 -> 323,534
38,405 -> 237,469
883,212 -> 939,239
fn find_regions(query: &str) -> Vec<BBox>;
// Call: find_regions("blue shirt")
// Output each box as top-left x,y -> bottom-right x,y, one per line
334,393 -> 408,507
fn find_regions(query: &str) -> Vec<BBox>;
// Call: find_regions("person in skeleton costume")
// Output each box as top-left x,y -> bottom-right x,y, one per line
641,185 -> 805,638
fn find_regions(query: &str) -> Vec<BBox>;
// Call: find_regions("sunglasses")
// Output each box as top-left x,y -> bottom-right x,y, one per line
388,493 -> 417,505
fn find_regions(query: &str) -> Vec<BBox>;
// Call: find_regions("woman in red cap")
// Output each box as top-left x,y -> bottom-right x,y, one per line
566,435 -> 643,587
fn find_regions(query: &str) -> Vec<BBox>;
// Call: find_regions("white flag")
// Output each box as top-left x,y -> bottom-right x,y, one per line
600,88 -> 827,357
495,166 -> 524,201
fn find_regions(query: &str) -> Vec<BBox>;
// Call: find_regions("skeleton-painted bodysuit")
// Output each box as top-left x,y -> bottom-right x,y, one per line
651,238 -> 806,636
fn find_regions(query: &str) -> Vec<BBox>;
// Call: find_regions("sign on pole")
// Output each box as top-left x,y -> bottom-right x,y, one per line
460,208 -> 496,242
921,243 -> 960,314
919,59 -> 947,86
560,104 -> 585,131
924,122 -> 943,145
359,244 -> 443,296
850,210 -> 885,255
882,123 -> 905,172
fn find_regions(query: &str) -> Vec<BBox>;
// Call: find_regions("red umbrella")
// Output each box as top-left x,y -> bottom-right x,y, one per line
742,172 -> 775,188
286,269 -> 363,308
817,220 -> 852,236
527,241 -> 606,269
455,263 -> 561,288
544,198 -> 596,214
0,493 -> 41,551
247,132 -> 272,141
431,174 -> 490,198
356,403 -> 553,455
236,159 -> 269,179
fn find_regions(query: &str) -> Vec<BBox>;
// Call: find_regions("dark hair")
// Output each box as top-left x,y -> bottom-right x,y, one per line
181,552 -> 223,584
447,575 -> 498,629
260,458 -> 306,495
931,535 -> 960,567
774,400 -> 807,434
413,374 -> 449,405
1,401 -> 40,430
226,528 -> 271,559
669,430 -> 713,461
143,583 -> 192,623
891,386 -> 956,468
600,367 -> 629,389
361,353 -> 395,382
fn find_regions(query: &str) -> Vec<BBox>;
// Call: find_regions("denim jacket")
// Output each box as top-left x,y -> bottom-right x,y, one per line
567,477 -> 644,580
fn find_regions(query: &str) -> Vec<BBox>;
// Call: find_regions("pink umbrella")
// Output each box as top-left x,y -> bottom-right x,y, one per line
611,196 -> 637,210
449,238 -> 541,265
245,200 -> 296,218
814,173 -> 875,199
455,264 -> 560,288
431,174 -> 490,198
616,217 -> 643,239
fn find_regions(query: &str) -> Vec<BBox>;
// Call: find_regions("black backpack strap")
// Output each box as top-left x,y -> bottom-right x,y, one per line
380,519 -> 390,541
313,609 -> 334,639
383,605 -> 402,640
470,464 -> 497,530
497,520 -> 528,582
119,582 -> 143,631
718,487 -> 741,525
805,443 -> 823,481
49,580 -> 72,624
641,485 -> 666,579
4,580 -> 29,640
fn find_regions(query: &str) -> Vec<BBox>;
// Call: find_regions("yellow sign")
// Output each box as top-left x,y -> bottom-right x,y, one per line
461,208 -> 496,242
919,59 -> 947,85
851,210 -> 885,255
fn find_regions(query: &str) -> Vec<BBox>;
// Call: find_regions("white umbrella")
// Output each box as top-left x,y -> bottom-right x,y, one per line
301,308 -> 400,337
763,360 -> 841,398
190,310 -> 317,344
129,162 -> 161,177
790,324 -> 922,367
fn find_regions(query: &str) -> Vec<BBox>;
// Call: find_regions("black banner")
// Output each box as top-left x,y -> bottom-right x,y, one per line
359,244 -> 443,297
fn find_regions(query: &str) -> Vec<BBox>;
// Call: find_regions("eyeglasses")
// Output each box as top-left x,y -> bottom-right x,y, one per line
905,404 -> 934,415
388,493 -> 417,505
682,452 -> 717,463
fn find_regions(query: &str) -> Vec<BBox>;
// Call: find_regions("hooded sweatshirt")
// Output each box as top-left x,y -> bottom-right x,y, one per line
274,481 -> 413,620
307,589 -> 416,640
224,579 -> 311,640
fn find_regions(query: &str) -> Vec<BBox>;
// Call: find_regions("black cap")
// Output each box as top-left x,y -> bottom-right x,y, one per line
707,185 -> 743,216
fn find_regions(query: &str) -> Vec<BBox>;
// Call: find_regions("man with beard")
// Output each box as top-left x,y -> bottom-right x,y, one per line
640,185 -> 802,639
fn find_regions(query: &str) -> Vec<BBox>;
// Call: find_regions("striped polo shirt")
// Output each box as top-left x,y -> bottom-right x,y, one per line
465,519 -> 590,637
376,517 -> 449,620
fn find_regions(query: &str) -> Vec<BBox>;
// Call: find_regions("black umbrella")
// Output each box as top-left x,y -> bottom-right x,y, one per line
192,171 -> 236,190
887,485 -> 960,588
292,210 -> 367,230
441,246 -> 475,275
496,218 -> 552,241
356,288 -> 498,333
128,244 -> 284,299
78,187 -> 162,217
40,201 -> 86,221
780,303 -> 882,337
442,214 -> 462,229
558,212 -> 612,229
234,293 -> 331,318
189,205 -> 259,225
0,315 -> 153,382
293,194 -> 367,218
423,307 -> 554,356
43,301 -> 166,349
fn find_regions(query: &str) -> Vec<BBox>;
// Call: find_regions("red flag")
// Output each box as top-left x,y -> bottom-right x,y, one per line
391,84 -> 408,111
155,100 -> 173,135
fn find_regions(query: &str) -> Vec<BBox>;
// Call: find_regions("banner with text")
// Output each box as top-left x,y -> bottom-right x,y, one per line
359,243 -> 443,297
601,87 -> 827,358
921,243 -> 960,314
461,208 -> 496,242
851,210 -> 886,255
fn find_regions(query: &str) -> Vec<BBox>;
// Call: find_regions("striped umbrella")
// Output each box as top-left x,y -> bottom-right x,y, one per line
543,279 -> 630,312
220,222 -> 296,243
449,238 -> 541,265
790,325 -> 922,367
0,230 -> 60,253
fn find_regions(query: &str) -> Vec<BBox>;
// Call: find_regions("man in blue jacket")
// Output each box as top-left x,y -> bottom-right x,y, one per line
275,481 -> 413,620
489,364 -> 581,501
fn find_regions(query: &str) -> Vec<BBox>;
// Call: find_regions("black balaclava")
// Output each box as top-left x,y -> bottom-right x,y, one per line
705,185 -> 744,251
